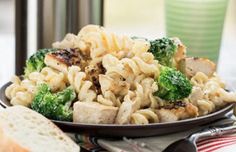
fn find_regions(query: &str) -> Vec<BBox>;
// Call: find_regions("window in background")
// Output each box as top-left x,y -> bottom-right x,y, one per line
104,0 -> 165,39
27,0 -> 37,57
0,0 -> 15,86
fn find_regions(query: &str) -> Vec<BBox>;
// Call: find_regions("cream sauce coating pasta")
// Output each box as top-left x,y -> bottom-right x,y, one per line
5,25 -> 236,124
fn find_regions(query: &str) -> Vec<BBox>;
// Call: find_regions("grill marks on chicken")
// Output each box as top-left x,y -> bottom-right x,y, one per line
44,48 -> 106,94
44,48 -> 90,73
53,48 -> 89,68
159,101 -> 186,109
156,103 -> 199,122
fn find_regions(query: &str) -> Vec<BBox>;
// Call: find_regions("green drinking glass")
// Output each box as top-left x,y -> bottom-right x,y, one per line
165,0 -> 229,62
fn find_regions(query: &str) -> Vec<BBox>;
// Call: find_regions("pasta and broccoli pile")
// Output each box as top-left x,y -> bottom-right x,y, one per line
5,25 -> 236,124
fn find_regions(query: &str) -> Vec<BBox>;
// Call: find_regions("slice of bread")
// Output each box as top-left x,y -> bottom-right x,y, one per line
0,106 -> 80,152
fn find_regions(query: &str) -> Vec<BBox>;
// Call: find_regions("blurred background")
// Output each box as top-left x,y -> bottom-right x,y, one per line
0,0 -> 235,86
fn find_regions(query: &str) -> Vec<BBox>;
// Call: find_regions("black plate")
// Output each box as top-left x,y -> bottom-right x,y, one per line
0,82 -> 233,137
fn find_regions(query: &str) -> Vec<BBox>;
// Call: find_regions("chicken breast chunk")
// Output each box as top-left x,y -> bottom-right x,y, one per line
44,48 -> 90,73
179,57 -> 216,78
73,101 -> 118,124
156,103 -> 198,122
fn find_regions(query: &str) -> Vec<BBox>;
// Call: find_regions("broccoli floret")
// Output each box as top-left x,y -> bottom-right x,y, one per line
31,84 -> 76,121
154,66 -> 192,101
149,38 -> 177,67
24,48 -> 56,77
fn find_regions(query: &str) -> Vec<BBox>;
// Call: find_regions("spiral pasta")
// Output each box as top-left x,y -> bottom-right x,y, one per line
190,72 -> 209,89
5,24 -> 236,125
5,67 -> 67,106
197,99 -> 215,115
188,72 -> 236,116
130,109 -> 159,124
135,78 -> 158,108
52,25 -> 152,62
68,65 -> 96,102
5,76 -> 22,100
102,54 -> 159,80
52,33 -> 80,49
98,52 -> 159,109
99,74 -> 130,97
5,76 -> 35,107
115,91 -> 141,124
97,91 -> 121,107
40,67 -> 67,91
77,25 -> 135,59
24,67 -> 67,92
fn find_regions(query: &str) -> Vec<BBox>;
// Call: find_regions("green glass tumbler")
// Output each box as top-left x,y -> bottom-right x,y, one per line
165,0 -> 229,62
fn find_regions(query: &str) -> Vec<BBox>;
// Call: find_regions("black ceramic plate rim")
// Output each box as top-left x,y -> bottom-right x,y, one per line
0,82 -> 234,128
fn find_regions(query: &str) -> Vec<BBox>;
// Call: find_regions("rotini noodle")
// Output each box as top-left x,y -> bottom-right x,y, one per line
115,91 -> 141,124
5,76 -> 36,107
131,109 -> 159,124
68,66 -> 96,102
52,33 -> 80,49
40,67 -> 66,91
191,72 -> 209,88
197,99 -> 215,115
77,25 -> 134,59
97,91 -> 121,107
4,24 -> 236,125
188,72 -> 236,116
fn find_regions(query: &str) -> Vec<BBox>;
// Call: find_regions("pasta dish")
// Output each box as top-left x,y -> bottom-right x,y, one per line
5,25 -> 236,125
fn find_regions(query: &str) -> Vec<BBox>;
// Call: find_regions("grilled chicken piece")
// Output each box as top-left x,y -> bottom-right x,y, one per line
179,57 -> 216,78
172,37 -> 187,63
156,109 -> 178,122
159,101 -> 186,109
85,63 -> 106,94
44,48 -> 90,73
156,103 -> 198,122
73,101 -> 118,124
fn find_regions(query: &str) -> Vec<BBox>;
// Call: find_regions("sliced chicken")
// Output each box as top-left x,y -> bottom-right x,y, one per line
73,101 -> 118,124
179,57 -> 216,78
44,48 -> 90,73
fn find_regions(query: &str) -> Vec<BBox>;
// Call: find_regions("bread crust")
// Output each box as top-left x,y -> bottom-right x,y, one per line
0,106 -> 80,152
0,125 -> 29,152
